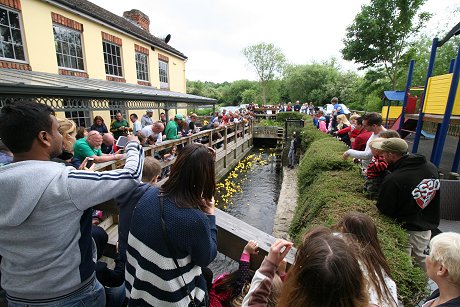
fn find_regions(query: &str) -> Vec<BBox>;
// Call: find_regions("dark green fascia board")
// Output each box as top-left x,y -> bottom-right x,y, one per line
0,83 -> 216,105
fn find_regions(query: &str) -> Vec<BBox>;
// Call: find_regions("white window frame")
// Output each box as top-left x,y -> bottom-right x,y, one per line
0,5 -> 28,63
159,59 -> 169,89
135,51 -> 149,82
62,99 -> 92,128
53,24 -> 85,72
103,41 -> 123,77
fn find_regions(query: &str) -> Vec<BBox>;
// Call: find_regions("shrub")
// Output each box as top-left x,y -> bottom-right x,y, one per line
276,112 -> 308,122
257,119 -> 282,127
291,130 -> 428,306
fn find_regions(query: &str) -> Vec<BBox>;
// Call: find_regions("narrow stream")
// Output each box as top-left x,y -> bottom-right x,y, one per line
210,147 -> 283,275
216,148 -> 282,233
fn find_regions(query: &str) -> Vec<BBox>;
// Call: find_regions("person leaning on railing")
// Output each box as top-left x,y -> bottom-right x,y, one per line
0,99 -> 144,306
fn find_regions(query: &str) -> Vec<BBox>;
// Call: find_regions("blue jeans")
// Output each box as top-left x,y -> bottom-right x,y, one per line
8,278 -> 105,307
105,283 -> 125,307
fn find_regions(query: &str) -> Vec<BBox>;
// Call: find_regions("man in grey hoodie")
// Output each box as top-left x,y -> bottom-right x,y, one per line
0,100 -> 144,306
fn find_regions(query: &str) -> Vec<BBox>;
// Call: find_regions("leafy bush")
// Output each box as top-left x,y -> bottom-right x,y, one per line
189,108 -> 214,116
257,119 -> 283,127
275,112 -> 308,122
290,131 -> 428,306
299,122 -> 331,150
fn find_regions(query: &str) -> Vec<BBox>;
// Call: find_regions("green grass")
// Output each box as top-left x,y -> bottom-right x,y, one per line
290,124 -> 428,306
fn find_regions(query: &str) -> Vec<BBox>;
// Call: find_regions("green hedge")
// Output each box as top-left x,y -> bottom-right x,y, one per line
290,123 -> 428,306
275,112 -> 308,122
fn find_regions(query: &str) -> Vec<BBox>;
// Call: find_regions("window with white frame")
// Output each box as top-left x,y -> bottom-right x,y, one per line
63,99 -> 91,127
135,52 -> 149,82
53,25 -> 84,71
159,60 -> 169,89
103,41 -> 123,77
0,6 -> 26,61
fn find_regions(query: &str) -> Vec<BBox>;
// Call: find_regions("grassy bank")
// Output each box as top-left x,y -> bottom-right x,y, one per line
290,123 -> 427,306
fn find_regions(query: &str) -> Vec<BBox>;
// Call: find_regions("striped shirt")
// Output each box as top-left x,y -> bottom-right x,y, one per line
367,155 -> 388,179
126,187 -> 217,306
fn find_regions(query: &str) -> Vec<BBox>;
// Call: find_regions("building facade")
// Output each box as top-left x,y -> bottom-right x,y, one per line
0,0 -> 189,126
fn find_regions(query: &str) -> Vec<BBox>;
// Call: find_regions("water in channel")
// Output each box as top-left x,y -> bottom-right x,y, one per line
209,147 -> 283,275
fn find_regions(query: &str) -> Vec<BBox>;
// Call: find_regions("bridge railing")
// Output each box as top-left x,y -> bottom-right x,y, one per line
95,120 -> 254,180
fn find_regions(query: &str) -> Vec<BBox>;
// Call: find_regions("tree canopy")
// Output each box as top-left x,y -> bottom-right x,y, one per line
242,43 -> 286,104
342,0 -> 430,89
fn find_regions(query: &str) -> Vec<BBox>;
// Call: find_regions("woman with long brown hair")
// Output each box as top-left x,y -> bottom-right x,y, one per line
243,227 -> 369,307
90,115 -> 108,134
338,213 -> 398,306
126,143 -> 217,306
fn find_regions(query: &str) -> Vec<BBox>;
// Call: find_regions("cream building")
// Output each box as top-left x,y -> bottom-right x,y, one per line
0,0 -> 212,127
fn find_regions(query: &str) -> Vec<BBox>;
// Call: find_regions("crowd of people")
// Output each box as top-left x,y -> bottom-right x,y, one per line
0,99 -> 457,307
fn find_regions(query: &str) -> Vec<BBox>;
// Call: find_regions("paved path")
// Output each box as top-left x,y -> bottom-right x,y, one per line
272,166 -> 298,240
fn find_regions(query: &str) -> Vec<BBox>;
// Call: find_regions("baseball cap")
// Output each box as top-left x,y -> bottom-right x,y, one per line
190,113 -> 198,118
369,137 -> 386,150
372,138 -> 408,154
146,109 -> 153,113
319,116 -> 326,121
175,114 -> 184,120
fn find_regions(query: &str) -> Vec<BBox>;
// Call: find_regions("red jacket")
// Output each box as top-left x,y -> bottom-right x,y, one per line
351,129 -> 372,151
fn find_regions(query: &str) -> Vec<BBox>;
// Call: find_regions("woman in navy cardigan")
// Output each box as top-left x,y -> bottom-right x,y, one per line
126,144 -> 217,306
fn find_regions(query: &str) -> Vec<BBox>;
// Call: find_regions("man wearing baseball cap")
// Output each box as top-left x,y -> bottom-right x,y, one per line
141,109 -> 154,127
374,138 -> 440,270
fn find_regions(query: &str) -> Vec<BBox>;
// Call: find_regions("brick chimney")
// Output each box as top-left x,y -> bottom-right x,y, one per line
123,9 -> 150,33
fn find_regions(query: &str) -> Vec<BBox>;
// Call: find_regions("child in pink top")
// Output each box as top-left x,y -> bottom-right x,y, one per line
209,240 -> 258,307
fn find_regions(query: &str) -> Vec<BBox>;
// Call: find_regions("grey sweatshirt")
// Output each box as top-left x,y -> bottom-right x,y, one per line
0,141 -> 143,303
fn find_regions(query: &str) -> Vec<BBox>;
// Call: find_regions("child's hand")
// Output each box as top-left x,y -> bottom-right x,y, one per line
200,197 -> 215,215
244,240 -> 259,255
267,239 -> 293,266
277,259 -> 287,275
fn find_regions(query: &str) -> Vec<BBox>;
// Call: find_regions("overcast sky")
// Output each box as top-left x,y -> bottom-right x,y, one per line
91,0 -> 459,83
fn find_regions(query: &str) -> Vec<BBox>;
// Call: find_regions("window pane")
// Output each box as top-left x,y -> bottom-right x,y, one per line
75,34 -> 81,46
3,42 -> 13,58
62,42 -> 69,55
0,25 -> 11,42
57,53 -> 63,66
77,58 -> 84,70
63,55 -> 70,68
69,43 -> 76,57
76,45 -> 82,58
14,44 -> 24,60
70,56 -> 77,69
105,64 -> 109,74
0,9 -> 7,26
103,42 -> 107,53
11,29 -> 21,43
56,41 -> 62,54
8,11 -> 19,29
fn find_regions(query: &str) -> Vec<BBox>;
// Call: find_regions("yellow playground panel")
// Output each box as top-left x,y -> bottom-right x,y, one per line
423,73 -> 460,116
381,106 -> 403,119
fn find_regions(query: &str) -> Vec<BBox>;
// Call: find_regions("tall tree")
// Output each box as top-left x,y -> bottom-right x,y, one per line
342,0 -> 430,89
242,43 -> 286,104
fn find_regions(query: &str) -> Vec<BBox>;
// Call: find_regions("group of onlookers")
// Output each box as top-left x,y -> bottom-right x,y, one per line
0,100 -> 458,307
